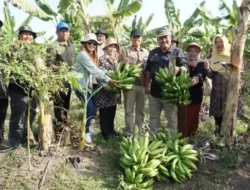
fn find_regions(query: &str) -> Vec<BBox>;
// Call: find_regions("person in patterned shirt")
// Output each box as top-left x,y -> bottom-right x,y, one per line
95,38 -> 120,140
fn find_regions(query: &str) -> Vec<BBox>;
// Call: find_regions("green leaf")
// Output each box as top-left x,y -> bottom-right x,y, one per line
113,0 -> 143,17
8,0 -> 52,21
34,0 -> 57,16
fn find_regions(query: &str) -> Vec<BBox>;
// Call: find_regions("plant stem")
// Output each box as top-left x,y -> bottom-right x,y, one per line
27,96 -> 31,171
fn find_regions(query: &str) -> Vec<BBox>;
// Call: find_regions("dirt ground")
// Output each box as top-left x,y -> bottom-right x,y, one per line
0,140 -> 250,190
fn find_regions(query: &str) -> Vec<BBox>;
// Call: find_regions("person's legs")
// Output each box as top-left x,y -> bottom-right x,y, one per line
149,96 -> 163,134
9,92 -> 28,147
123,87 -> 136,136
135,86 -> 146,131
0,98 -> 8,144
163,102 -> 177,132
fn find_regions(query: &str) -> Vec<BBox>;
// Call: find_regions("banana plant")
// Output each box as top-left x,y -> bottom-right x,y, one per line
0,37 -> 81,150
6,0 -> 56,21
122,14 -> 157,49
2,2 -> 46,39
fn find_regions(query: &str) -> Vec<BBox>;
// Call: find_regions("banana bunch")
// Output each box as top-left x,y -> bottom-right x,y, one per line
162,139 -> 199,183
155,68 -> 191,105
119,126 -> 155,190
149,130 -> 199,183
105,63 -> 143,92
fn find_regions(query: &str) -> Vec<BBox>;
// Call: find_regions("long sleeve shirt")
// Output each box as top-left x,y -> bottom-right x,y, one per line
75,51 -> 110,94
146,46 -> 188,99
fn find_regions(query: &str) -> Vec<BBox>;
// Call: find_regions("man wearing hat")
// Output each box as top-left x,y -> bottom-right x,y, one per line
120,29 -> 149,137
96,29 -> 109,57
145,27 -> 188,133
46,22 -> 75,125
0,19 -> 10,150
8,26 -> 38,148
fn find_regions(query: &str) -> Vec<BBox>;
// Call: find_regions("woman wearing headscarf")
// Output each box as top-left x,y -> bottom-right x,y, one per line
207,35 -> 244,135
94,38 -> 121,140
178,43 -> 207,137
75,33 -> 117,144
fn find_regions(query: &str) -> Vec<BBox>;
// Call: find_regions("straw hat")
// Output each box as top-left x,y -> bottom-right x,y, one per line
187,43 -> 201,52
103,37 -> 119,51
81,33 -> 101,44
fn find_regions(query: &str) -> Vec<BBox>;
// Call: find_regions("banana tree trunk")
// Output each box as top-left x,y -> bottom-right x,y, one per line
38,93 -> 54,150
221,0 -> 250,138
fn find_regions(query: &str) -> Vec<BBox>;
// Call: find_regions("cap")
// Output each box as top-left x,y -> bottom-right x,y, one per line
187,43 -> 201,52
95,29 -> 109,39
130,29 -> 141,37
56,22 -> 70,31
156,27 -> 171,38
103,37 -> 119,51
81,33 -> 101,44
172,37 -> 179,43
19,26 -> 37,39
0,20 -> 3,27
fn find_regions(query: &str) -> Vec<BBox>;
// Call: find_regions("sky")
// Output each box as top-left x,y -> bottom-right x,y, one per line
0,0 -> 239,42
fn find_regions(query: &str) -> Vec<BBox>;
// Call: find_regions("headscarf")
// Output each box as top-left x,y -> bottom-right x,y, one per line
210,34 -> 231,79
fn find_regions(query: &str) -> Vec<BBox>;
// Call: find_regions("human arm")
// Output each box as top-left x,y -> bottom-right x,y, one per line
174,49 -> 189,74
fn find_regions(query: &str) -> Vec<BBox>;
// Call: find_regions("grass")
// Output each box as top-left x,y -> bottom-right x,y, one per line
0,93 -> 250,190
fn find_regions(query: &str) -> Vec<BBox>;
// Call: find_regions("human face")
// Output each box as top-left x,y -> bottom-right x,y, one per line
188,47 -> 199,61
97,34 -> 106,43
106,44 -> 118,56
57,28 -> 70,42
157,35 -> 171,50
214,37 -> 224,51
171,42 -> 177,47
19,31 -> 34,43
130,35 -> 142,48
85,41 -> 98,53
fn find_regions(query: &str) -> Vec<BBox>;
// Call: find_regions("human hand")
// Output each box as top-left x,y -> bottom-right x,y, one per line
108,79 -> 119,88
191,77 -> 199,86
51,64 -> 60,71
204,59 -> 210,70
174,66 -> 181,74
145,87 -> 151,95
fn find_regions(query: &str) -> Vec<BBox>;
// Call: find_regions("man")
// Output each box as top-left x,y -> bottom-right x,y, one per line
121,29 -> 149,136
46,22 -> 75,125
95,29 -> 109,57
8,26 -> 38,148
145,27 -> 188,133
0,19 -> 10,150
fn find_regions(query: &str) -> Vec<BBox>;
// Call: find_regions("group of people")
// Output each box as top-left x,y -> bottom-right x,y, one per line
0,19 -> 244,150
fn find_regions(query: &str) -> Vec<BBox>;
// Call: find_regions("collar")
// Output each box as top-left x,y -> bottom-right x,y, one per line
157,46 -> 175,54
130,46 -> 143,52
57,40 -> 69,46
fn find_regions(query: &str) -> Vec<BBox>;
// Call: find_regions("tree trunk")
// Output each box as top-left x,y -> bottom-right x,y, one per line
39,100 -> 54,150
221,0 -> 250,138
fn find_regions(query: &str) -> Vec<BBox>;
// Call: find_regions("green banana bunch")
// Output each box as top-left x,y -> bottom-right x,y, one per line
161,139 -> 199,183
119,126 -> 155,190
155,68 -> 192,105
105,62 -> 143,92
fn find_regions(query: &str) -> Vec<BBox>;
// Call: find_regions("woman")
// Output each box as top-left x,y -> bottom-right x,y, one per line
75,33 -> 117,144
178,43 -> 207,137
207,35 -> 244,135
94,38 -> 120,140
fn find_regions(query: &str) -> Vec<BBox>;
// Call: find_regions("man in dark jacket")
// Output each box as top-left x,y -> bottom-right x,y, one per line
145,27 -> 188,133
8,26 -> 38,148
46,22 -> 75,125
0,19 -> 10,150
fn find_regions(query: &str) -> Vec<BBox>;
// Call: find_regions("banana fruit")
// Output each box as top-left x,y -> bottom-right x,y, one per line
105,62 -> 143,92
155,68 -> 192,105
119,126 -> 200,189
